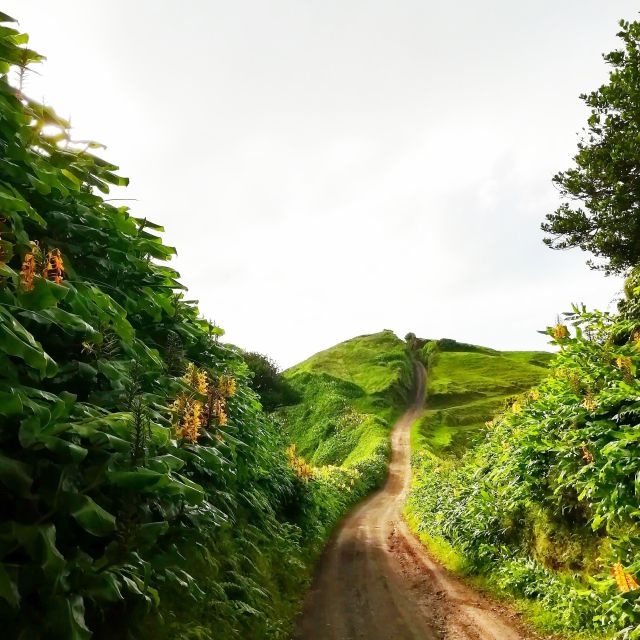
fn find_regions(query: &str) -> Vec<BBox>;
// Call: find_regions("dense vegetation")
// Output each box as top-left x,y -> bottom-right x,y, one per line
278,331 -> 414,549
242,351 -> 299,412
0,17 -> 338,640
4,7 -> 640,640
407,308 -> 640,637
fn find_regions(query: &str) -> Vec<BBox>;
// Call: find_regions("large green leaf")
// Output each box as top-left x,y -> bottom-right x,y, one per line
70,495 -> 116,537
0,307 -> 57,376
18,307 -> 99,337
106,469 -> 166,490
0,563 -> 19,608
0,389 -> 22,415
48,595 -> 91,640
0,453 -> 32,496
18,277 -> 68,311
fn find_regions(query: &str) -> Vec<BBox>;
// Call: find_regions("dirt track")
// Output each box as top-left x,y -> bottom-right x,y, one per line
293,363 -> 540,640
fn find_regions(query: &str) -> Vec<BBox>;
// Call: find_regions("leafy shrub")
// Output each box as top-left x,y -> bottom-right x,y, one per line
0,17 -> 318,639
242,351 -> 299,412
407,304 -> 640,636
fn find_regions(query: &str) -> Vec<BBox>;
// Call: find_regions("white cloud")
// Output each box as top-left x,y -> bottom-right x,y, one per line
4,0 -> 634,367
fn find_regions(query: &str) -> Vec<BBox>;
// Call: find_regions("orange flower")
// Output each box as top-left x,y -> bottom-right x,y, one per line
615,356 -> 633,379
42,248 -> 64,284
286,444 -> 313,481
20,252 -> 37,291
612,563 -> 639,593
580,443 -> 594,464
552,324 -> 569,340
213,398 -> 227,426
582,394 -> 597,412
217,375 -> 237,398
173,396 -> 202,442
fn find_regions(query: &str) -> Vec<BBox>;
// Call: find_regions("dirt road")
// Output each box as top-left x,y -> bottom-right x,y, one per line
293,363 -> 539,640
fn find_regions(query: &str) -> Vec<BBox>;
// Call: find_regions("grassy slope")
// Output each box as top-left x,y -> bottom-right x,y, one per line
412,347 -> 553,456
275,330 -> 415,602
283,330 -> 413,474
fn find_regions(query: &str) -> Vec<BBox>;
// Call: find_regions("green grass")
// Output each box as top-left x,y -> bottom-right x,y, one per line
275,330 -> 415,619
282,330 -> 413,474
412,347 -> 553,457
290,330 -> 412,398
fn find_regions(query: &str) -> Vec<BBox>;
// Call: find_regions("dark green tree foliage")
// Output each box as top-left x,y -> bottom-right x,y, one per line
542,20 -> 640,274
242,351 -> 299,412
0,17 -> 303,639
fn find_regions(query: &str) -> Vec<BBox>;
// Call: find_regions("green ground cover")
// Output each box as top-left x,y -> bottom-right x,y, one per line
407,323 -> 640,638
412,345 -> 552,455
278,331 -> 414,553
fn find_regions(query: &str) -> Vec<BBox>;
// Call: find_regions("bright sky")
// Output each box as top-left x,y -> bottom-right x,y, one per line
5,1 -> 637,367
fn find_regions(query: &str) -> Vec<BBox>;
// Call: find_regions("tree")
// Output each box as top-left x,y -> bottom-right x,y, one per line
243,351 -> 299,411
542,20 -> 640,274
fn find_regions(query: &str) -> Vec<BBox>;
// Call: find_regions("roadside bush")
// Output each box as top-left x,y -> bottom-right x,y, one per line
0,18 -> 316,639
407,304 -> 640,636
243,351 -> 299,412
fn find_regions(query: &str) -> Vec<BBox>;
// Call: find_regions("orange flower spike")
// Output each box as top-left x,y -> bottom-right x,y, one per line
615,356 -> 633,380
188,401 -> 202,441
582,394 -> 598,412
183,362 -> 196,386
20,253 -> 37,291
552,324 -> 569,340
580,443 -> 594,464
44,248 -> 64,284
171,392 -> 188,417
217,375 -> 237,398
196,370 -> 208,395
612,563 -> 640,593
178,399 -> 202,442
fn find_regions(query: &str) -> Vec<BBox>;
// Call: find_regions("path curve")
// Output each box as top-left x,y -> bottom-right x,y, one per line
293,363 -> 540,640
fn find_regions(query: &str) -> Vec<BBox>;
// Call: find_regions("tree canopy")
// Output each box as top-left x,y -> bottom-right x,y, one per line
542,20 -> 640,274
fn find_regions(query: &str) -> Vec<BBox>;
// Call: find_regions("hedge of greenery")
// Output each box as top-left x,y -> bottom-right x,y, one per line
407,304 -> 640,638
0,16 -> 318,639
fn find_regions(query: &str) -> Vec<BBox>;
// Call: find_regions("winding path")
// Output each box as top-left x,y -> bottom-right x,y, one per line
293,363 -> 539,640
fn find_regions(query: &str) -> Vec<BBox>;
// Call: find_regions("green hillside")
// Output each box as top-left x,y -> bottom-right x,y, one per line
281,330 -> 413,486
271,331 -> 415,566
413,343 -> 553,456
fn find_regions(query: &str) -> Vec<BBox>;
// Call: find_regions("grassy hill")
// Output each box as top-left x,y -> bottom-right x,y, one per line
274,330 -> 415,568
413,343 -> 553,456
281,330 -> 413,482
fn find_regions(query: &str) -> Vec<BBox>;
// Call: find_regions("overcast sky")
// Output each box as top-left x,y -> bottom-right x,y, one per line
5,1 -> 637,367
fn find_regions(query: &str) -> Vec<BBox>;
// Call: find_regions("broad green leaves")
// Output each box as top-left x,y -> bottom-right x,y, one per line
69,496 -> 116,537
407,305 -> 640,635
0,14 -> 307,640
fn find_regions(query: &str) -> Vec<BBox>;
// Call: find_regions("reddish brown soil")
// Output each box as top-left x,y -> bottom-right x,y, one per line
293,364 -> 543,640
